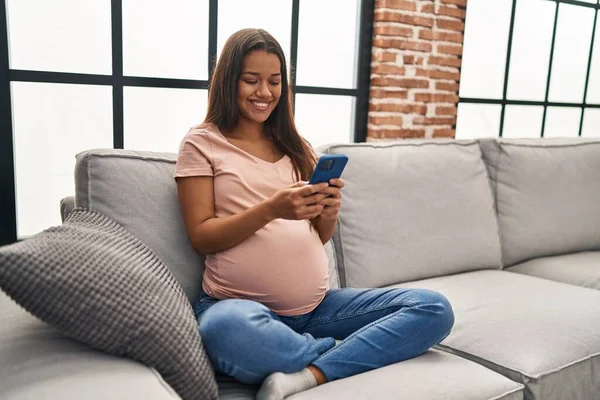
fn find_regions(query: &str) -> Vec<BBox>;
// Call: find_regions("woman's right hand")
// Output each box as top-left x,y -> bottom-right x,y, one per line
266,181 -> 330,221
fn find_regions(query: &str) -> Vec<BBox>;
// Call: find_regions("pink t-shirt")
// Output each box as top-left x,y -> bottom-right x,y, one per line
174,123 -> 330,316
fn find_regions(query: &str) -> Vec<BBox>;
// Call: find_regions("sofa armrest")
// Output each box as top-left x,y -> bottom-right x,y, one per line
0,291 -> 181,400
60,196 -> 75,222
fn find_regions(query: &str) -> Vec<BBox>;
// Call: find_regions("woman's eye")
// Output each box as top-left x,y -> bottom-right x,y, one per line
244,80 -> 258,84
270,81 -> 281,86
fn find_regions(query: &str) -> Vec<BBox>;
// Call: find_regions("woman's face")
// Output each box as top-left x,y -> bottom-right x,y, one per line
237,50 -> 282,125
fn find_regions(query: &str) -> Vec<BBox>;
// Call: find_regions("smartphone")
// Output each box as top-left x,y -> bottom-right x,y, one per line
308,154 -> 349,185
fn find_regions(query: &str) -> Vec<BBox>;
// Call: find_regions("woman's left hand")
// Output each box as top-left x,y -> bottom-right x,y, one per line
316,178 -> 345,220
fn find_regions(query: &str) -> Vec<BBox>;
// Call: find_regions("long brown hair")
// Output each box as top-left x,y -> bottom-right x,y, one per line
204,28 -> 316,182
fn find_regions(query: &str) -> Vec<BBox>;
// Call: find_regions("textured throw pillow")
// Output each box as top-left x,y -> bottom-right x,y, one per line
0,209 -> 218,400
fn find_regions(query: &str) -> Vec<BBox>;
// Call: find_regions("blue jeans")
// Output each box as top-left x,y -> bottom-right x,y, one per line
194,287 -> 454,385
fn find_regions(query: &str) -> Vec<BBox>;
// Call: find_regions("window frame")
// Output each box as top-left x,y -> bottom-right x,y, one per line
0,0 -> 375,245
458,0 -> 600,138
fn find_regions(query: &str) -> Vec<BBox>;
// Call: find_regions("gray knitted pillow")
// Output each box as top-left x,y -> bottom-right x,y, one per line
0,209 -> 218,400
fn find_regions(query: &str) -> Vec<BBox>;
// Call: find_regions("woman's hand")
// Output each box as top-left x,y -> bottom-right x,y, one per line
266,181 -> 330,221
317,178 -> 345,221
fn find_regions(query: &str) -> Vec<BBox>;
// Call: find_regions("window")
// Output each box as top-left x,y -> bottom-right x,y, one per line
0,0 -> 374,243
457,0 -> 600,139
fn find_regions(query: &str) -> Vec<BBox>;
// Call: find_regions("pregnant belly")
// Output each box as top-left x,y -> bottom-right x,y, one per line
203,219 -> 330,316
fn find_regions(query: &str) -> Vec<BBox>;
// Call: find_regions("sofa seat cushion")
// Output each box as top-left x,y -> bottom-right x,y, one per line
289,350 -> 523,400
215,351 -> 523,400
393,270 -> 600,400
322,141 -> 502,288
0,292 -> 180,400
507,251 -> 600,290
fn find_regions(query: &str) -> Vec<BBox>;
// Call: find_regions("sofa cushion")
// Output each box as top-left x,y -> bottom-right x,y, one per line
75,149 -> 204,302
0,292 -> 181,400
325,239 -> 340,289
395,270 -> 600,400
479,138 -> 600,266
507,251 -> 600,290
0,209 -> 218,400
60,195 -> 75,222
323,141 -> 502,288
214,351 -> 523,400
74,149 -> 340,301
289,350 -> 523,400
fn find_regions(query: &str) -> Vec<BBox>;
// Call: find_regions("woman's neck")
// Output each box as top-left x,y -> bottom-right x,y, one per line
229,118 -> 266,141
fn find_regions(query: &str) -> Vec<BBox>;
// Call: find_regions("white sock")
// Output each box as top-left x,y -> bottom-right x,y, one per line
256,368 -> 318,400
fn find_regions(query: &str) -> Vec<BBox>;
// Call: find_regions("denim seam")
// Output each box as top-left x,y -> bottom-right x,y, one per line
312,307 -> 407,361
305,301 -> 412,329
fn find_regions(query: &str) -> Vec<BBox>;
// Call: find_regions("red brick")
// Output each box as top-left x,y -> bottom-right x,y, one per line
438,5 -> 466,19
371,77 -> 430,88
373,51 -> 398,62
429,55 -> 462,68
430,69 -> 460,80
415,68 -> 460,80
369,128 -> 427,139
375,11 -> 434,27
403,54 -> 415,64
435,81 -> 459,91
401,40 -> 432,52
374,24 -> 414,37
441,0 -> 467,7
397,78 -> 430,89
369,116 -> 404,126
413,116 -> 457,125
436,19 -> 465,32
373,38 -> 432,52
370,88 -> 409,99
419,29 -> 463,43
369,103 -> 428,114
438,43 -> 463,56
371,64 -> 406,75
376,0 -> 417,11
436,106 -> 458,116
414,93 -> 459,103
421,3 -> 434,13
433,128 -> 456,138
403,54 -> 425,65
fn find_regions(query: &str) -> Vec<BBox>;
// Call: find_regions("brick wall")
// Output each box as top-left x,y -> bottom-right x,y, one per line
369,0 -> 467,139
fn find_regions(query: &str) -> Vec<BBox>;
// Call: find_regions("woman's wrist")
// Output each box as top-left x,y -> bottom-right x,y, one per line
315,215 -> 337,244
257,199 -> 278,223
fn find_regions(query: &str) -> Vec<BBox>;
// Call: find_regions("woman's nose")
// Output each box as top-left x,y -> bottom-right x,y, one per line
256,82 -> 270,98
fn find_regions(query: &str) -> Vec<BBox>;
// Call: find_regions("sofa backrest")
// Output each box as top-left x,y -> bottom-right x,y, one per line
321,140 -> 503,288
74,149 -> 339,302
479,138 -> 600,267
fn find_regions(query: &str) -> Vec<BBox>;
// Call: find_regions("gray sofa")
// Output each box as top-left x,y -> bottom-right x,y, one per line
1,137 -> 600,400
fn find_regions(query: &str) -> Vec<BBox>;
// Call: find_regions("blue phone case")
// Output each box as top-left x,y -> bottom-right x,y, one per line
309,154 -> 349,185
